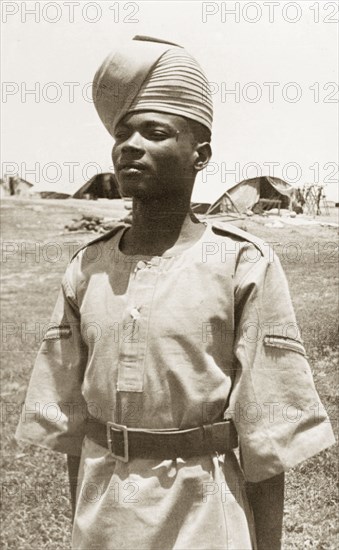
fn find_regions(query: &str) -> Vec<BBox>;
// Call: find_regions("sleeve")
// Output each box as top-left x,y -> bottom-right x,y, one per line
15,263 -> 88,456
227,244 -> 335,482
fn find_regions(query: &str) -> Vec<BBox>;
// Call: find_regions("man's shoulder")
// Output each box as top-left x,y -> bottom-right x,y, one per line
211,222 -> 269,257
69,222 -> 128,262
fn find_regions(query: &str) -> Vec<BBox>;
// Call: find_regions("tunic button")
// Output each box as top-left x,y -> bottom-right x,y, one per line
130,307 -> 141,320
150,257 -> 160,266
136,260 -> 147,270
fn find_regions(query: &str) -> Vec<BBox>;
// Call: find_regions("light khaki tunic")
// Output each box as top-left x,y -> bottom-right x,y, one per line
16,223 -> 334,550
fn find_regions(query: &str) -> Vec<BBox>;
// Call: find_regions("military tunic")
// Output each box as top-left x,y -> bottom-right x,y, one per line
16,223 -> 335,550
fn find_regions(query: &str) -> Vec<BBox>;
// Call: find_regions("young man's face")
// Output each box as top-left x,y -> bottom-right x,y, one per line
112,111 -> 200,200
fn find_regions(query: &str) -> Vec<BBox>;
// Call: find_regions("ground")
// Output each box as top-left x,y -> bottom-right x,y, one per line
1,198 -> 338,549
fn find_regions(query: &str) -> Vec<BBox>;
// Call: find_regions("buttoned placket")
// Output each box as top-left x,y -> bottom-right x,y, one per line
116,257 -> 162,394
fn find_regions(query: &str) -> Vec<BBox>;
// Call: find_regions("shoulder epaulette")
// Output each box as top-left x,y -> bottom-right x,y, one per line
212,222 -> 267,257
70,223 -> 128,262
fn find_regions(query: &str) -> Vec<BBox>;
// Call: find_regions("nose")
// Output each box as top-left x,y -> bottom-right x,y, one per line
121,131 -> 144,155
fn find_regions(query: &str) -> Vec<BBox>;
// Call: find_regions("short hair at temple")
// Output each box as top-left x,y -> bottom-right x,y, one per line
188,119 -> 212,144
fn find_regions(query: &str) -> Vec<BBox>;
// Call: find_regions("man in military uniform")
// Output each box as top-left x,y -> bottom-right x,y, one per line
16,37 -> 334,549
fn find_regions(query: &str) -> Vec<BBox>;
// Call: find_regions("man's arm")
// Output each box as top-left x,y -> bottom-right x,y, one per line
67,454 -> 81,522
245,472 -> 285,550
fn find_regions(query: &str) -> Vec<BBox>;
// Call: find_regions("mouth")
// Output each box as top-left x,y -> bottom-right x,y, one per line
118,162 -> 147,174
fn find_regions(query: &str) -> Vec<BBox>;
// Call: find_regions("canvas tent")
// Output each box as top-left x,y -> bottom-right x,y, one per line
0,175 -> 34,198
192,192 -> 240,216
73,173 -> 121,200
39,191 -> 71,199
206,176 -> 294,215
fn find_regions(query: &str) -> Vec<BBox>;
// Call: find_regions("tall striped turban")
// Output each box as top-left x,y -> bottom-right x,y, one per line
92,36 -> 213,136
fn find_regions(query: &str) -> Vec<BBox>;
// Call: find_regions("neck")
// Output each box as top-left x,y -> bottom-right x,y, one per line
120,195 -> 205,255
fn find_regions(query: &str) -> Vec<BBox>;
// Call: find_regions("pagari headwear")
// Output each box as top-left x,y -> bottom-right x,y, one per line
92,36 -> 213,136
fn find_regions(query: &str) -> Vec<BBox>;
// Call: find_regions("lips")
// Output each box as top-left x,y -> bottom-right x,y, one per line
118,161 -> 147,171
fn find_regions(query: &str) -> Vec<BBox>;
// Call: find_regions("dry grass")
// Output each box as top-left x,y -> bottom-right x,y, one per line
1,198 -> 338,549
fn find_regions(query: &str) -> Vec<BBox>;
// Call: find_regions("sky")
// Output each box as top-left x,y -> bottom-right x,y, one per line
1,0 -> 338,202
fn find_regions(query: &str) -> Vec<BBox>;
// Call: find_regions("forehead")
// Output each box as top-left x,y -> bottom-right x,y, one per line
116,111 -> 191,131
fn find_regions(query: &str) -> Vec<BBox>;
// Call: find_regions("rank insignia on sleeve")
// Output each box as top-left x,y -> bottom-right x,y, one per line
263,335 -> 306,357
43,324 -> 72,341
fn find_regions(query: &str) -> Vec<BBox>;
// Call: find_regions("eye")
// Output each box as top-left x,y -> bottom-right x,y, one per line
145,130 -> 170,140
114,129 -> 130,141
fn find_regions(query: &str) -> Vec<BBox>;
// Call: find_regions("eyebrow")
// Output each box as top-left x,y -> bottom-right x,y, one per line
116,119 -> 176,132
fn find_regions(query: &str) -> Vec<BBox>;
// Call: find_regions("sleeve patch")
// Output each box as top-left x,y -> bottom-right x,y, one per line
43,324 -> 72,341
263,335 -> 306,357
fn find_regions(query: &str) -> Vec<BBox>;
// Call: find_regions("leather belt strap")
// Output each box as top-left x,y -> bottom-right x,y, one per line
85,416 -> 238,462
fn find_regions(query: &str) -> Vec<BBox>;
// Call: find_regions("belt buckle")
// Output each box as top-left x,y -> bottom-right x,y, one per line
106,421 -> 129,462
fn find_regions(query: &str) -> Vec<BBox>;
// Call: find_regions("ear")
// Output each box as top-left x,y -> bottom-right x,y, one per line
193,142 -> 212,172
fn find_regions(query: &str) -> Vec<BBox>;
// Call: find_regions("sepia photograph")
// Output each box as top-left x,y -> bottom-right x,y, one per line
1,1 -> 338,548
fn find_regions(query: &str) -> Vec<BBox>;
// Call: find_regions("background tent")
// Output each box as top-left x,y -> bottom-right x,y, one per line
39,191 -> 71,199
0,176 -> 34,198
206,176 -> 294,215
192,192 -> 240,216
73,173 -> 121,200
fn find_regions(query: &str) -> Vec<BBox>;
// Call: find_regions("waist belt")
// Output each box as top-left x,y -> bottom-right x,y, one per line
86,416 -> 238,462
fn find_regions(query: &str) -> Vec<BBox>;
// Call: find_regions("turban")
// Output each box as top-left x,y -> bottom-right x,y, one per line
92,36 -> 213,136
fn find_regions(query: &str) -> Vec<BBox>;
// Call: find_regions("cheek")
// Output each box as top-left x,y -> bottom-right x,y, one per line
111,145 -> 119,166
152,144 -> 186,167
163,149 -> 193,172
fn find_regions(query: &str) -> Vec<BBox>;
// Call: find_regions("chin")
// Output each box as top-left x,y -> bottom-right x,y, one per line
119,178 -> 161,201
129,188 -> 163,201
118,174 -> 143,194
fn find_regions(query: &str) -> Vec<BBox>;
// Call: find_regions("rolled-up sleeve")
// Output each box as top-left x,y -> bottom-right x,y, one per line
15,266 -> 88,456
228,244 -> 335,482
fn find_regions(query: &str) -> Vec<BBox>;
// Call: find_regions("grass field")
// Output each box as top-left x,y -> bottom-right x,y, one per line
1,198 -> 338,549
